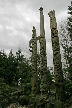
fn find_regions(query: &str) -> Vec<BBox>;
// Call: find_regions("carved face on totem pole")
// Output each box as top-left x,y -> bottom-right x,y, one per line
32,26 -> 36,38
48,10 -> 55,18
48,10 -> 57,29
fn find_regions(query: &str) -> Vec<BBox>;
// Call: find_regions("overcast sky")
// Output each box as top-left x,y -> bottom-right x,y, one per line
0,0 -> 71,66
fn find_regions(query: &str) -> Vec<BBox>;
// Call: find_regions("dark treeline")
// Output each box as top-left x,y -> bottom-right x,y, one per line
0,48 -> 32,106
0,49 -> 31,87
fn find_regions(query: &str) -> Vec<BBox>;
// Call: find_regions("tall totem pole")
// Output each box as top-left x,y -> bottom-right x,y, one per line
38,7 -> 48,96
48,10 -> 65,101
29,26 -> 37,96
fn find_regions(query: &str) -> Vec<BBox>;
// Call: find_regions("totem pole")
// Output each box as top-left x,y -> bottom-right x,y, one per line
38,7 -> 48,96
48,10 -> 65,101
29,26 -> 37,96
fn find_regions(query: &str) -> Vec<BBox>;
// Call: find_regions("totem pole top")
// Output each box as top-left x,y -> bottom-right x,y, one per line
32,26 -> 36,32
48,10 -> 57,29
39,7 -> 43,11
33,26 -> 35,29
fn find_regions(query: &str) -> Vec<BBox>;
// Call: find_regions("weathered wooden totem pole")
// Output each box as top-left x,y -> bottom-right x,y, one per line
29,7 -> 48,108
38,7 -> 48,96
29,26 -> 37,96
48,10 -> 65,102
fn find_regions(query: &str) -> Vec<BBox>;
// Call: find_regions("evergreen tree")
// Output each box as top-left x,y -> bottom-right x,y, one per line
15,48 -> 31,94
6,49 -> 17,85
59,19 -> 69,79
0,50 -> 7,80
47,67 -> 53,95
67,1 -> 72,80
58,1 -> 72,97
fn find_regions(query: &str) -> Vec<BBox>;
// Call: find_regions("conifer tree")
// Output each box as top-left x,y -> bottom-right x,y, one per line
67,1 -> 72,80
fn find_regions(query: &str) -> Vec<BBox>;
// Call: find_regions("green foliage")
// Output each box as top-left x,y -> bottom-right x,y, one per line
0,78 -> 16,107
1,99 -> 9,107
9,96 -> 18,104
58,1 -> 72,101
18,95 -> 30,105
64,79 -> 72,99
54,100 -> 62,108
0,48 -> 31,106
67,1 -> 72,66
0,50 -> 7,79
65,1 -> 72,96
37,53 -> 40,94
6,50 -> 18,85
47,67 -> 54,94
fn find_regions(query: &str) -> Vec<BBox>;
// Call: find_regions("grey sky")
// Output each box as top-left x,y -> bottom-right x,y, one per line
0,0 -> 71,66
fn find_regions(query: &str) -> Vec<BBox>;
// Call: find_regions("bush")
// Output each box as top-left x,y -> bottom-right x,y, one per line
1,99 -> 9,107
18,95 -> 30,105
